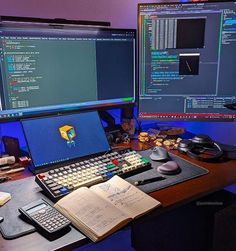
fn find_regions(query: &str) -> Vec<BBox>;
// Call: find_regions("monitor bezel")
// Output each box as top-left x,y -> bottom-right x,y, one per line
137,0 -> 236,122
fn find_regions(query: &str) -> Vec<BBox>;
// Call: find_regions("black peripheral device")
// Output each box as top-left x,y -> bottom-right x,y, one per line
178,134 -> 223,162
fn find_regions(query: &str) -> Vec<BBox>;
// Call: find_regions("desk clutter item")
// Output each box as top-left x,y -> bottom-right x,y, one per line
19,199 -> 70,235
149,146 -> 169,161
0,191 -> 11,206
54,175 -> 161,242
0,159 -> 26,179
138,130 -> 182,150
178,134 -> 223,162
2,136 -> 21,160
0,167 -> 25,176
134,176 -> 166,186
155,138 -> 181,150
138,132 -> 150,142
126,150 -> 209,194
0,177 -> 85,242
0,156 -> 15,166
0,177 -> 11,184
35,149 -> 151,201
157,161 -> 181,175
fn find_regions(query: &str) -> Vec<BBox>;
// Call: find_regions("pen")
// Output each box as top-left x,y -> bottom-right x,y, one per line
0,167 -> 25,176
0,163 -> 20,171
134,176 -> 166,186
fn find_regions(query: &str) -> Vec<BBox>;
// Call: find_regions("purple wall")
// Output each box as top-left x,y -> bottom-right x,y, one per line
0,0 -> 235,145
0,0 -> 159,28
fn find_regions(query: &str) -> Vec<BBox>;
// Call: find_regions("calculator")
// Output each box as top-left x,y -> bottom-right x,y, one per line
19,199 -> 71,234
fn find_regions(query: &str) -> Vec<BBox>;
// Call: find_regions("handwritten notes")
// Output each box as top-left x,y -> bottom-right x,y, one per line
55,187 -> 128,236
55,176 -> 161,241
91,176 -> 160,218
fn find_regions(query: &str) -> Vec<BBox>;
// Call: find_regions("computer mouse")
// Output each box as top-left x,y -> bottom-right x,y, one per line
149,146 -> 169,161
157,161 -> 181,175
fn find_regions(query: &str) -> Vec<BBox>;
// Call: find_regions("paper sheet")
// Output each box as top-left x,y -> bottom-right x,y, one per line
90,176 -> 161,218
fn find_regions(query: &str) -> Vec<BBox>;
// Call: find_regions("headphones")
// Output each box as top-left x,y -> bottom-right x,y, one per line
178,134 -> 223,162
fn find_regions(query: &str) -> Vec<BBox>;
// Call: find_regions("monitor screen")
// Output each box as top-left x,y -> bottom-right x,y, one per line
138,1 -> 236,121
0,23 -> 136,120
21,111 -> 110,169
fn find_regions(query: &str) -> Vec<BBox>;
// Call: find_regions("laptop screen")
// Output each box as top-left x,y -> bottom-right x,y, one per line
21,111 -> 110,168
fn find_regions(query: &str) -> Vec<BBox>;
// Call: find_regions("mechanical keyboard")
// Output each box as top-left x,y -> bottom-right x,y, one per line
35,149 -> 151,201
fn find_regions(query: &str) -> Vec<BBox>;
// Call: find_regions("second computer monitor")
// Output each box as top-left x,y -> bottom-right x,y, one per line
138,1 -> 236,121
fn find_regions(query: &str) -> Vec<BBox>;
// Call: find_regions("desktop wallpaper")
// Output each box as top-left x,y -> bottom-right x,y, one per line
21,112 -> 110,167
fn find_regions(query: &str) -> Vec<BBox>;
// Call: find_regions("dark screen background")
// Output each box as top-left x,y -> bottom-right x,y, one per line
96,41 -> 134,100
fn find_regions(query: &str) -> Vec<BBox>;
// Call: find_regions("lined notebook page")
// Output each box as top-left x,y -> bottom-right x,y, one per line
90,176 -> 161,219
55,187 -> 129,237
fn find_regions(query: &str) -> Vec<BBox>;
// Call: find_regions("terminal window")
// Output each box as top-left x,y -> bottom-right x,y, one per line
0,27 -> 136,119
2,39 -> 98,109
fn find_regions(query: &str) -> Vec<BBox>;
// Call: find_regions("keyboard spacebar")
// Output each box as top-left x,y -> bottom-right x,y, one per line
73,176 -> 104,189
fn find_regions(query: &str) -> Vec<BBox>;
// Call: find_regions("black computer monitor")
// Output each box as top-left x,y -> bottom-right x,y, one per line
138,1 -> 236,121
0,22 -> 136,121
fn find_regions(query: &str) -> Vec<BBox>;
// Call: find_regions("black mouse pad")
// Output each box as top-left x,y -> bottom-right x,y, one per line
0,177 -> 86,245
125,150 -> 209,193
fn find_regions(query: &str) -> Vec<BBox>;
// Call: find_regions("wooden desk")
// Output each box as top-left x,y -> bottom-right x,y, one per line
150,150 -> 236,210
1,144 -> 236,251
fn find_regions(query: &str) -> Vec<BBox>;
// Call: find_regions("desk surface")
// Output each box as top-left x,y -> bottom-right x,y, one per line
1,142 -> 236,251
150,151 -> 236,208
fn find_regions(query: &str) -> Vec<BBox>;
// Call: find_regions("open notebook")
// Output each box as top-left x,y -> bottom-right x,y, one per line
54,176 -> 161,242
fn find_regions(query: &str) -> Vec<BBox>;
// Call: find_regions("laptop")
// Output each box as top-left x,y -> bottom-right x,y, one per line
21,111 -> 110,173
